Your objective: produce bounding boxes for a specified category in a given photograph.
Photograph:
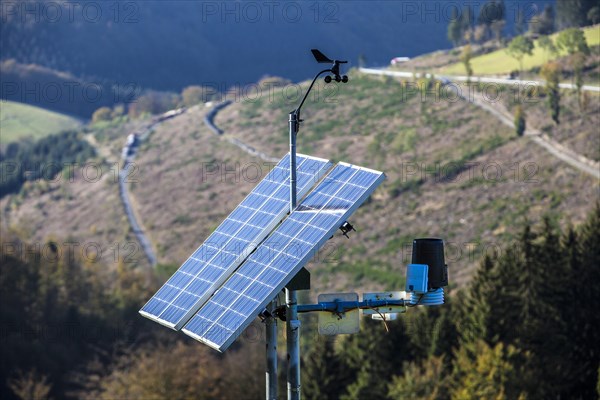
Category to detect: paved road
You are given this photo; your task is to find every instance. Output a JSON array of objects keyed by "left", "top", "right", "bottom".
[
  {"left": 117, "top": 108, "right": 185, "bottom": 267},
  {"left": 204, "top": 101, "right": 279, "bottom": 162},
  {"left": 119, "top": 162, "right": 157, "bottom": 266},
  {"left": 359, "top": 68, "right": 600, "bottom": 92},
  {"left": 359, "top": 68, "right": 599, "bottom": 179}
]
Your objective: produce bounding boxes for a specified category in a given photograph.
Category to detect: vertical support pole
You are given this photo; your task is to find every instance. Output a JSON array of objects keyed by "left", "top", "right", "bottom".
[
  {"left": 289, "top": 111, "right": 298, "bottom": 212},
  {"left": 287, "top": 110, "right": 301, "bottom": 400},
  {"left": 286, "top": 289, "right": 300, "bottom": 400},
  {"left": 266, "top": 300, "right": 278, "bottom": 400}
]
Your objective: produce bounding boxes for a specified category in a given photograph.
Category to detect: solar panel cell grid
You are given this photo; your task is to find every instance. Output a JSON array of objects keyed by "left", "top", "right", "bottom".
[
  {"left": 182, "top": 163, "right": 385, "bottom": 351},
  {"left": 139, "top": 154, "right": 331, "bottom": 330}
]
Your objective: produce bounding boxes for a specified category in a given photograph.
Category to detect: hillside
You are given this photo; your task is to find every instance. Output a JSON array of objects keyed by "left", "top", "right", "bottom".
[
  {"left": 213, "top": 71, "right": 598, "bottom": 287},
  {"left": 1, "top": 1, "right": 556, "bottom": 94},
  {"left": 0, "top": 100, "right": 82, "bottom": 144},
  {"left": 3, "top": 70, "right": 597, "bottom": 294},
  {"left": 2, "top": 43, "right": 599, "bottom": 400},
  {"left": 441, "top": 25, "right": 600, "bottom": 76}
]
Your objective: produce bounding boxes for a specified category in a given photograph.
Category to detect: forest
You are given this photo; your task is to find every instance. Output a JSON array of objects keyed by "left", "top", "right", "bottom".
[
  {"left": 1, "top": 206, "right": 598, "bottom": 399},
  {"left": 0, "top": 131, "right": 95, "bottom": 197}
]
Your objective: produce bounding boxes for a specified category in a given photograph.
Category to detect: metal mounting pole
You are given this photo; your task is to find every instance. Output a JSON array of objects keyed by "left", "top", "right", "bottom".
[
  {"left": 286, "top": 288, "right": 300, "bottom": 400},
  {"left": 266, "top": 300, "right": 278, "bottom": 400},
  {"left": 289, "top": 111, "right": 298, "bottom": 212},
  {"left": 287, "top": 109, "right": 301, "bottom": 400}
]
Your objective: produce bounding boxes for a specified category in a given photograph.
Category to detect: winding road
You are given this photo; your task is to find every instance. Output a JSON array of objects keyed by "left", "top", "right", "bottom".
[
  {"left": 115, "top": 101, "right": 276, "bottom": 268},
  {"left": 204, "top": 101, "right": 279, "bottom": 162},
  {"left": 116, "top": 109, "right": 185, "bottom": 267},
  {"left": 360, "top": 68, "right": 600, "bottom": 179},
  {"left": 119, "top": 162, "right": 157, "bottom": 266},
  {"left": 359, "top": 68, "right": 600, "bottom": 92}
]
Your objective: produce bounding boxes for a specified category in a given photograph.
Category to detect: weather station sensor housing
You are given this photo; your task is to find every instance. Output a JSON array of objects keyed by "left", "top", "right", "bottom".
[
  {"left": 405, "top": 238, "right": 448, "bottom": 306},
  {"left": 412, "top": 238, "right": 448, "bottom": 289}
]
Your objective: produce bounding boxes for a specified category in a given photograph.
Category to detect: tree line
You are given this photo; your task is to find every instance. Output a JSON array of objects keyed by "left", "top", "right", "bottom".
[
  {"left": 303, "top": 206, "right": 600, "bottom": 400},
  {"left": 0, "top": 131, "right": 95, "bottom": 198},
  {"left": 2, "top": 206, "right": 597, "bottom": 399},
  {"left": 448, "top": 0, "right": 599, "bottom": 47}
]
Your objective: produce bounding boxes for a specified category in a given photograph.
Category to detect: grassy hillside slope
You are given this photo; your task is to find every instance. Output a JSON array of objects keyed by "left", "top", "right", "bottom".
[
  {"left": 2, "top": 71, "right": 597, "bottom": 295},
  {"left": 441, "top": 25, "right": 600, "bottom": 76},
  {"left": 0, "top": 100, "right": 82, "bottom": 144},
  {"left": 214, "top": 71, "right": 597, "bottom": 287}
]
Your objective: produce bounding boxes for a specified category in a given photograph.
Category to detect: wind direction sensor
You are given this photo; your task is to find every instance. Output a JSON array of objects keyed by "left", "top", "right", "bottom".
[{"left": 311, "top": 49, "right": 349, "bottom": 83}]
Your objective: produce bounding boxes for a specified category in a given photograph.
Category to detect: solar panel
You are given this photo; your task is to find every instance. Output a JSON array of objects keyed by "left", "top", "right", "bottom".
[
  {"left": 139, "top": 154, "right": 332, "bottom": 330},
  {"left": 182, "top": 163, "right": 385, "bottom": 351}
]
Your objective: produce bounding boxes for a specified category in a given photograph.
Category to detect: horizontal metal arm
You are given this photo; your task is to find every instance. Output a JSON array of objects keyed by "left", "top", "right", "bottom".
[{"left": 295, "top": 298, "right": 406, "bottom": 314}]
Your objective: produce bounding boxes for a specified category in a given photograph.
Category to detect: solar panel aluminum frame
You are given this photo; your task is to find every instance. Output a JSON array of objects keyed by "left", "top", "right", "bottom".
[
  {"left": 139, "top": 154, "right": 332, "bottom": 330},
  {"left": 182, "top": 162, "right": 385, "bottom": 351}
]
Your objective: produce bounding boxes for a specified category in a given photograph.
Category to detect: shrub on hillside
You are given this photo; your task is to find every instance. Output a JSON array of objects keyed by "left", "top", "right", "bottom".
[{"left": 91, "top": 107, "right": 112, "bottom": 123}]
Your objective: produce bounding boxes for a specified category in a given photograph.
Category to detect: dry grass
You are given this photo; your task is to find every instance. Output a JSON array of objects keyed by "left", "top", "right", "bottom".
[
  {"left": 499, "top": 85, "right": 600, "bottom": 161},
  {"left": 2, "top": 72, "right": 597, "bottom": 294},
  {"left": 129, "top": 105, "right": 267, "bottom": 263}
]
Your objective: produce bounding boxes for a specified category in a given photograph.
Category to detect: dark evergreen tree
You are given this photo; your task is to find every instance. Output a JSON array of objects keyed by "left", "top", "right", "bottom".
[
  {"left": 515, "top": 9, "right": 526, "bottom": 35},
  {"left": 447, "top": 8, "right": 463, "bottom": 47},
  {"left": 303, "top": 338, "right": 343, "bottom": 400},
  {"left": 556, "top": 0, "right": 600, "bottom": 28},
  {"left": 457, "top": 255, "right": 496, "bottom": 345},
  {"left": 428, "top": 298, "right": 459, "bottom": 361},
  {"left": 460, "top": 6, "right": 474, "bottom": 42},
  {"left": 478, "top": 0, "right": 505, "bottom": 25},
  {"left": 561, "top": 206, "right": 600, "bottom": 398},
  {"left": 337, "top": 318, "right": 413, "bottom": 400},
  {"left": 530, "top": 5, "right": 556, "bottom": 35}
]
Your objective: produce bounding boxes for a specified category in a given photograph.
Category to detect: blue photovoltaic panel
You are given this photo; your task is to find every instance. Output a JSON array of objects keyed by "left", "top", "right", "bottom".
[
  {"left": 139, "top": 154, "right": 331, "bottom": 329},
  {"left": 182, "top": 162, "right": 385, "bottom": 351}
]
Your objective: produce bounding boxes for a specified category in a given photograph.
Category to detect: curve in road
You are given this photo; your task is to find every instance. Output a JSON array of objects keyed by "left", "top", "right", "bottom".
[{"left": 204, "top": 101, "right": 279, "bottom": 162}]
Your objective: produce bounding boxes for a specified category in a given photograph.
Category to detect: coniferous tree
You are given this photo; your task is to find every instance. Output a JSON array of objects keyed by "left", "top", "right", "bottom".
[
  {"left": 448, "top": 8, "right": 463, "bottom": 47},
  {"left": 478, "top": 0, "right": 506, "bottom": 41},
  {"left": 556, "top": 0, "right": 598, "bottom": 28},
  {"left": 562, "top": 206, "right": 600, "bottom": 398},
  {"left": 458, "top": 255, "right": 495, "bottom": 346},
  {"left": 451, "top": 341, "right": 527, "bottom": 400},
  {"left": 460, "top": 6, "right": 474, "bottom": 43},
  {"left": 530, "top": 5, "right": 556, "bottom": 35},
  {"left": 515, "top": 9, "right": 526, "bottom": 35},
  {"left": 338, "top": 318, "right": 413, "bottom": 400},
  {"left": 428, "top": 299, "right": 459, "bottom": 361},
  {"left": 520, "top": 218, "right": 572, "bottom": 397},
  {"left": 388, "top": 355, "right": 448, "bottom": 400},
  {"left": 303, "top": 338, "right": 342, "bottom": 400},
  {"left": 514, "top": 105, "right": 526, "bottom": 136},
  {"left": 541, "top": 61, "right": 561, "bottom": 124}
]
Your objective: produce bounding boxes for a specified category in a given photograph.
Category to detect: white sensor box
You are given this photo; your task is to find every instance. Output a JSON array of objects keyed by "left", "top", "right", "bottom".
[{"left": 406, "top": 264, "right": 428, "bottom": 294}]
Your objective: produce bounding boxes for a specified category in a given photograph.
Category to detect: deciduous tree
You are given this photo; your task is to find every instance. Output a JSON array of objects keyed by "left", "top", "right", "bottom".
[
  {"left": 541, "top": 61, "right": 561, "bottom": 124},
  {"left": 506, "top": 35, "right": 534, "bottom": 73}
]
